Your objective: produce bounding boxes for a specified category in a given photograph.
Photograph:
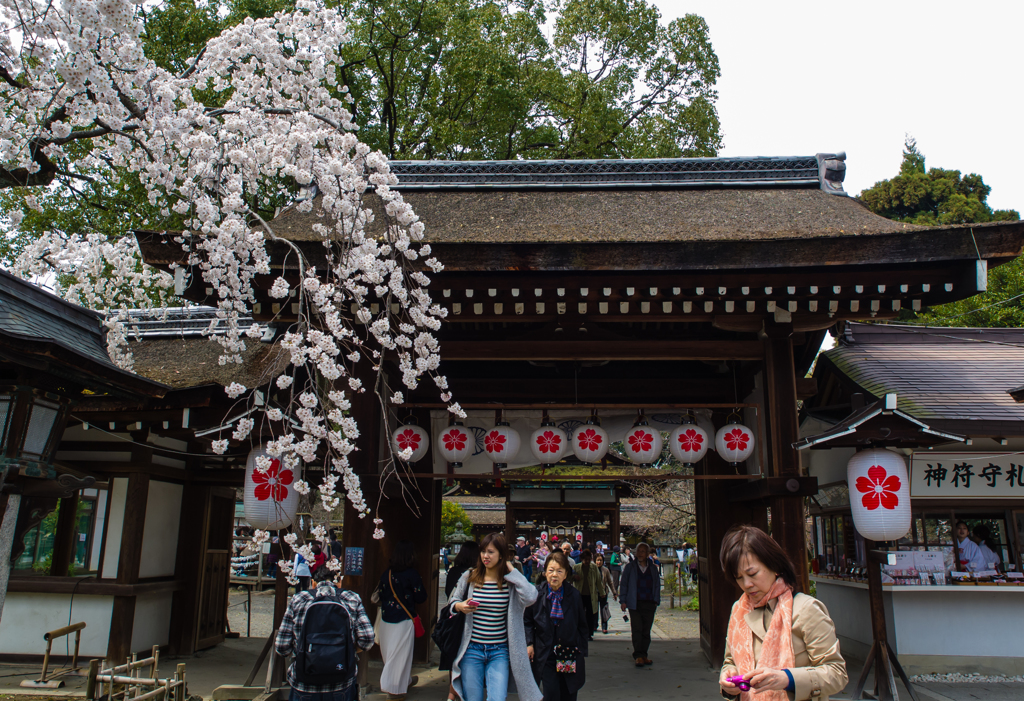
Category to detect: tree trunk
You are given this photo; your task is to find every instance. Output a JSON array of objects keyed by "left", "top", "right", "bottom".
[{"left": 0, "top": 493, "right": 22, "bottom": 625}]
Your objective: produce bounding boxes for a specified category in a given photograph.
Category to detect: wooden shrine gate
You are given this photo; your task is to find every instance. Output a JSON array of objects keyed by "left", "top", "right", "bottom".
[{"left": 136, "top": 153, "right": 1024, "bottom": 665}]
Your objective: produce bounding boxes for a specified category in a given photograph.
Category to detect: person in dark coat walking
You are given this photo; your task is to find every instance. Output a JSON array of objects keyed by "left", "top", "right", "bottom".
[{"left": 524, "top": 550, "right": 589, "bottom": 701}]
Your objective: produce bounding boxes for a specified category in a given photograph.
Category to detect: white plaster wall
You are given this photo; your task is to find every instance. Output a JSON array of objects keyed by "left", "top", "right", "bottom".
[
  {"left": 101, "top": 478, "right": 128, "bottom": 579},
  {"left": 90, "top": 489, "right": 108, "bottom": 571},
  {"left": 138, "top": 481, "right": 182, "bottom": 579},
  {"left": 0, "top": 593, "right": 113, "bottom": 657},
  {"left": 130, "top": 592, "right": 173, "bottom": 653},
  {"left": 891, "top": 589, "right": 1024, "bottom": 658},
  {"left": 799, "top": 416, "right": 856, "bottom": 485}
]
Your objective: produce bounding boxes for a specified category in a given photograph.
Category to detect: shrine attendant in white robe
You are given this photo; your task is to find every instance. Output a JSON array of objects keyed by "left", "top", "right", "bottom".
[{"left": 955, "top": 521, "right": 987, "bottom": 571}]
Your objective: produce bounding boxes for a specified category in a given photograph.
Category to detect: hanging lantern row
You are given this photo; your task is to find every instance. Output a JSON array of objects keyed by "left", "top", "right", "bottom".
[{"left": 388, "top": 414, "right": 756, "bottom": 468}]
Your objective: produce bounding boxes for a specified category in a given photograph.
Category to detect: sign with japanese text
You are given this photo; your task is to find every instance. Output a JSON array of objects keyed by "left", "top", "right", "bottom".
[
  {"left": 344, "top": 546, "right": 364, "bottom": 577},
  {"left": 910, "top": 452, "right": 1024, "bottom": 498}
]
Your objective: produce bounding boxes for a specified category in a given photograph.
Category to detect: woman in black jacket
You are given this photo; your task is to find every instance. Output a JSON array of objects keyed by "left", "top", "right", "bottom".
[
  {"left": 524, "top": 550, "right": 589, "bottom": 701},
  {"left": 445, "top": 541, "right": 480, "bottom": 600}
]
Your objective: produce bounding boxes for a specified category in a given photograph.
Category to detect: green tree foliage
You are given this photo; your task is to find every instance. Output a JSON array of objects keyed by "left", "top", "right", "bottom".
[
  {"left": 441, "top": 500, "right": 473, "bottom": 546},
  {"left": 141, "top": 0, "right": 722, "bottom": 160},
  {"left": 859, "top": 138, "right": 1022, "bottom": 327},
  {"left": 859, "top": 138, "right": 1019, "bottom": 226}
]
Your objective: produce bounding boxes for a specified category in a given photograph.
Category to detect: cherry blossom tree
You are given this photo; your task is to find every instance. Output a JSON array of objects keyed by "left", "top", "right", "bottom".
[{"left": 2, "top": 0, "right": 461, "bottom": 580}]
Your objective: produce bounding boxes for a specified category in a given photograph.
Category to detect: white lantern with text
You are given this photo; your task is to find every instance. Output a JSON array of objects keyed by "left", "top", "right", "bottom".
[
  {"left": 484, "top": 422, "right": 521, "bottom": 468},
  {"left": 623, "top": 418, "right": 663, "bottom": 465},
  {"left": 244, "top": 444, "right": 299, "bottom": 531},
  {"left": 530, "top": 420, "right": 567, "bottom": 467},
  {"left": 573, "top": 418, "right": 610, "bottom": 464},
  {"left": 438, "top": 422, "right": 473, "bottom": 467},
  {"left": 715, "top": 420, "right": 755, "bottom": 465},
  {"left": 848, "top": 448, "right": 912, "bottom": 541},
  {"left": 669, "top": 420, "right": 709, "bottom": 466},
  {"left": 391, "top": 421, "right": 429, "bottom": 463}
]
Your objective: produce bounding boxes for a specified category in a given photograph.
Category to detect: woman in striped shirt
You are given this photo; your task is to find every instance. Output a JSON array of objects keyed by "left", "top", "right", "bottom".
[{"left": 449, "top": 533, "right": 541, "bottom": 701}]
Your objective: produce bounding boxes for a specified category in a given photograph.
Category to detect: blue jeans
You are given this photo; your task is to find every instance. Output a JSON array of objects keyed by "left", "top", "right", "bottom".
[{"left": 461, "top": 641, "right": 510, "bottom": 701}]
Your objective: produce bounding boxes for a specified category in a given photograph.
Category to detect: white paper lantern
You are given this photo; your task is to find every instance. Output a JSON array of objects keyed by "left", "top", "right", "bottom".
[
  {"left": 623, "top": 420, "right": 663, "bottom": 465},
  {"left": 669, "top": 421, "right": 709, "bottom": 465},
  {"left": 848, "top": 448, "right": 912, "bottom": 541},
  {"left": 438, "top": 422, "right": 472, "bottom": 467},
  {"left": 391, "top": 422, "right": 429, "bottom": 463},
  {"left": 483, "top": 422, "right": 521, "bottom": 467},
  {"left": 244, "top": 445, "right": 299, "bottom": 531},
  {"left": 715, "top": 421, "right": 755, "bottom": 464},
  {"left": 573, "top": 420, "right": 610, "bottom": 463},
  {"left": 530, "top": 422, "right": 568, "bottom": 466}
]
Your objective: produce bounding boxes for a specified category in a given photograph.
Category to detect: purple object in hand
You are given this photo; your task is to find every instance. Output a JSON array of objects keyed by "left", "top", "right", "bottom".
[{"left": 726, "top": 676, "right": 751, "bottom": 691}]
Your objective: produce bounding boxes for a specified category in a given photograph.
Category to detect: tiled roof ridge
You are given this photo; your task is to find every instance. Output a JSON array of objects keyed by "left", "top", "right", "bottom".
[
  {"left": 385, "top": 153, "right": 847, "bottom": 193},
  {"left": 841, "top": 321, "right": 1024, "bottom": 346},
  {"left": 0, "top": 268, "right": 105, "bottom": 337}
]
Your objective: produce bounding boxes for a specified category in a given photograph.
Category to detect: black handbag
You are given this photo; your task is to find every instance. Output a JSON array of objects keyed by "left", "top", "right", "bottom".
[{"left": 431, "top": 602, "right": 465, "bottom": 658}]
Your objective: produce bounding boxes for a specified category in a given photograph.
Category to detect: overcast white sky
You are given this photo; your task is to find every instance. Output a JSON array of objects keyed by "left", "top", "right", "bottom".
[{"left": 654, "top": 0, "right": 1023, "bottom": 212}]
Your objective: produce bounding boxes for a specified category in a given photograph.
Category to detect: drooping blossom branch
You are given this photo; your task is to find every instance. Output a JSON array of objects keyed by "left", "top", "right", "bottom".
[{"left": 2, "top": 0, "right": 462, "bottom": 574}]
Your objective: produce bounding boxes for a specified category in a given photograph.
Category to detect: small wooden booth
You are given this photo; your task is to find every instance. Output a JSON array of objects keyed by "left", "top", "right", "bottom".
[{"left": 802, "top": 322, "right": 1024, "bottom": 675}]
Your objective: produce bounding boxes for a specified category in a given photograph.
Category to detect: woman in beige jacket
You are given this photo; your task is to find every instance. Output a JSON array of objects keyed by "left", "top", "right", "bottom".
[{"left": 719, "top": 525, "right": 847, "bottom": 701}]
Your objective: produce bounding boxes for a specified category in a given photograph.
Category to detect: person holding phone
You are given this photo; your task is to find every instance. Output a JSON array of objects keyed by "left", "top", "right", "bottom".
[
  {"left": 448, "top": 533, "right": 541, "bottom": 701},
  {"left": 719, "top": 525, "right": 847, "bottom": 701}
]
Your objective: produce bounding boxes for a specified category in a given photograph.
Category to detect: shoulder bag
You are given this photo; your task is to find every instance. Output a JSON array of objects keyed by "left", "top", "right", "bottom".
[{"left": 389, "top": 572, "right": 426, "bottom": 637}]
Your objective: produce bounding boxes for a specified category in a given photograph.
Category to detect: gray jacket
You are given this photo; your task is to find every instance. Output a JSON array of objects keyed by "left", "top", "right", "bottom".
[
  {"left": 619, "top": 557, "right": 661, "bottom": 610},
  {"left": 448, "top": 568, "right": 542, "bottom": 701}
]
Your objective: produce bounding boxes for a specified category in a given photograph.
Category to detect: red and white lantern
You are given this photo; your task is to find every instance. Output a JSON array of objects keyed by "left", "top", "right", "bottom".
[
  {"left": 391, "top": 421, "right": 429, "bottom": 463},
  {"left": 530, "top": 421, "right": 567, "bottom": 466},
  {"left": 483, "top": 422, "right": 521, "bottom": 467},
  {"left": 573, "top": 419, "right": 609, "bottom": 463},
  {"left": 438, "top": 422, "right": 472, "bottom": 467},
  {"left": 847, "top": 448, "right": 912, "bottom": 541},
  {"left": 669, "top": 421, "right": 709, "bottom": 466},
  {"left": 623, "top": 419, "right": 663, "bottom": 465},
  {"left": 244, "top": 444, "right": 299, "bottom": 531},
  {"left": 715, "top": 420, "right": 755, "bottom": 464}
]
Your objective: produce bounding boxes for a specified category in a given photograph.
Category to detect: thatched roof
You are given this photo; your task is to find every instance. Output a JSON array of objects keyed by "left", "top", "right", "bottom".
[
  {"left": 128, "top": 338, "right": 289, "bottom": 389},
  {"left": 269, "top": 188, "right": 920, "bottom": 245}
]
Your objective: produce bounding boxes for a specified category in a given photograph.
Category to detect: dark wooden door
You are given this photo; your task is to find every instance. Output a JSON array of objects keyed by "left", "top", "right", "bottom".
[{"left": 195, "top": 493, "right": 235, "bottom": 650}]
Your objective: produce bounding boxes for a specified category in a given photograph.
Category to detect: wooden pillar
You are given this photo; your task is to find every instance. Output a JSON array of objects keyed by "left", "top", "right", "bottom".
[
  {"left": 610, "top": 494, "right": 621, "bottom": 549},
  {"left": 505, "top": 501, "right": 515, "bottom": 545},
  {"left": 50, "top": 492, "right": 80, "bottom": 577},
  {"left": 168, "top": 442, "right": 209, "bottom": 656},
  {"left": 763, "top": 324, "right": 809, "bottom": 592},
  {"left": 108, "top": 472, "right": 150, "bottom": 662},
  {"left": 696, "top": 417, "right": 768, "bottom": 667}
]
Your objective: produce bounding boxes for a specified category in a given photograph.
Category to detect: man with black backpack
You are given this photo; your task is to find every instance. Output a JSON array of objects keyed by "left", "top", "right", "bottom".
[{"left": 275, "top": 569, "right": 375, "bottom": 701}]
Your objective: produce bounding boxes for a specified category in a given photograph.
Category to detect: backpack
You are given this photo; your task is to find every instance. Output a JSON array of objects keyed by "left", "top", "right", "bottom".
[{"left": 294, "top": 594, "right": 356, "bottom": 685}]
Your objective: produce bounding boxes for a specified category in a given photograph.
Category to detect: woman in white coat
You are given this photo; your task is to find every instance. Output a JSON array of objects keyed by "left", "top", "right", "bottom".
[{"left": 448, "top": 533, "right": 542, "bottom": 701}]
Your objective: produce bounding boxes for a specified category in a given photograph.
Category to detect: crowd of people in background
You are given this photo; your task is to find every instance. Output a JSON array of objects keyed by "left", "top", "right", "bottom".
[{"left": 272, "top": 525, "right": 847, "bottom": 701}]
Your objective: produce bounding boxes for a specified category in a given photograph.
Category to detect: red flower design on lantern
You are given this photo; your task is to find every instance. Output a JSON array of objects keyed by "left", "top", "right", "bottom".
[
  {"left": 628, "top": 430, "right": 654, "bottom": 453},
  {"left": 443, "top": 429, "right": 468, "bottom": 452},
  {"left": 724, "top": 428, "right": 750, "bottom": 452},
  {"left": 855, "top": 465, "right": 901, "bottom": 511},
  {"left": 396, "top": 428, "right": 421, "bottom": 452},
  {"left": 677, "top": 429, "right": 704, "bottom": 452},
  {"left": 485, "top": 431, "right": 507, "bottom": 454},
  {"left": 252, "top": 459, "right": 293, "bottom": 502},
  {"left": 536, "top": 430, "right": 562, "bottom": 454},
  {"left": 577, "top": 428, "right": 603, "bottom": 451}
]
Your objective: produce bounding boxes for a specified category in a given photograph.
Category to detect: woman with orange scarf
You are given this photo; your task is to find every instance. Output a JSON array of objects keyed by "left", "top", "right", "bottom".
[{"left": 719, "top": 525, "right": 847, "bottom": 701}]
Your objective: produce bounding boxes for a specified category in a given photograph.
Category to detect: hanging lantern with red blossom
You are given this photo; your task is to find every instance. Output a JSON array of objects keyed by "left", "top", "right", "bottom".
[
  {"left": 715, "top": 419, "right": 755, "bottom": 465},
  {"left": 391, "top": 419, "right": 430, "bottom": 463},
  {"left": 847, "top": 447, "right": 912, "bottom": 541},
  {"left": 622, "top": 415, "right": 663, "bottom": 466},
  {"left": 244, "top": 444, "right": 299, "bottom": 531},
  {"left": 483, "top": 421, "right": 521, "bottom": 468},
  {"left": 573, "top": 415, "right": 609, "bottom": 464},
  {"left": 669, "top": 417, "right": 709, "bottom": 466},
  {"left": 438, "top": 421, "right": 472, "bottom": 467},
  {"left": 530, "top": 419, "right": 567, "bottom": 467}
]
